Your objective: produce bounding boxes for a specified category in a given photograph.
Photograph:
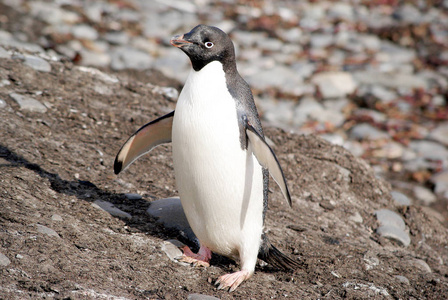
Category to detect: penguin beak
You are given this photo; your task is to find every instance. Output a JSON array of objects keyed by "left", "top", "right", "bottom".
[{"left": 170, "top": 34, "right": 192, "bottom": 48}]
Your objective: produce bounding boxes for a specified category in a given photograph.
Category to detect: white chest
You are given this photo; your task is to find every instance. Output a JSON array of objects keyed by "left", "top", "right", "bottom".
[{"left": 171, "top": 61, "right": 264, "bottom": 257}]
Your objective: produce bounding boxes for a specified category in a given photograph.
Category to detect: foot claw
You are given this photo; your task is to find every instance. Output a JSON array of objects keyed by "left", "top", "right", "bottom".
[{"left": 214, "top": 270, "right": 251, "bottom": 292}]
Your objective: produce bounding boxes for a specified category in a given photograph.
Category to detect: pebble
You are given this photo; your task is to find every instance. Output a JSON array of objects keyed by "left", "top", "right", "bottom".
[
  {"left": 51, "top": 214, "right": 63, "bottom": 221},
  {"left": 349, "top": 211, "right": 363, "bottom": 224},
  {"left": 22, "top": 54, "right": 52, "bottom": 73},
  {"left": 353, "top": 71, "right": 428, "bottom": 90},
  {"left": 246, "top": 65, "right": 304, "bottom": 95},
  {"left": 103, "top": 31, "right": 130, "bottom": 45},
  {"left": 147, "top": 197, "right": 197, "bottom": 244},
  {"left": 72, "top": 24, "right": 99, "bottom": 40},
  {"left": 161, "top": 239, "right": 186, "bottom": 264},
  {"left": 36, "top": 224, "right": 60, "bottom": 238},
  {"left": 9, "top": 93, "right": 48, "bottom": 113},
  {"left": 431, "top": 171, "right": 448, "bottom": 198},
  {"left": 409, "top": 140, "right": 448, "bottom": 161},
  {"left": 394, "top": 275, "right": 410, "bottom": 285},
  {"left": 0, "top": 98, "right": 7, "bottom": 109},
  {"left": 409, "top": 259, "right": 432, "bottom": 273},
  {"left": 79, "top": 49, "right": 111, "bottom": 68},
  {"left": 124, "top": 193, "right": 142, "bottom": 200},
  {"left": 92, "top": 200, "right": 132, "bottom": 220},
  {"left": 111, "top": 46, "right": 153, "bottom": 70},
  {"left": 429, "top": 123, "right": 448, "bottom": 146},
  {"left": 188, "top": 294, "right": 220, "bottom": 300},
  {"left": 311, "top": 72, "right": 357, "bottom": 99},
  {"left": 375, "top": 209, "right": 410, "bottom": 247},
  {"left": 413, "top": 186, "right": 436, "bottom": 205},
  {"left": 0, "top": 253, "right": 11, "bottom": 266},
  {"left": 349, "top": 123, "right": 389, "bottom": 140},
  {"left": 390, "top": 191, "right": 412, "bottom": 206}
]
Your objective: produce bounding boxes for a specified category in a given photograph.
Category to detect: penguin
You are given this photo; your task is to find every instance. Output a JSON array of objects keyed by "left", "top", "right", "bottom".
[{"left": 114, "top": 25, "right": 300, "bottom": 292}]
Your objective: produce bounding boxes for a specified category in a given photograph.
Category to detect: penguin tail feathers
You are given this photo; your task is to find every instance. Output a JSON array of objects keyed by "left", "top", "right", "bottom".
[{"left": 258, "top": 236, "right": 301, "bottom": 271}]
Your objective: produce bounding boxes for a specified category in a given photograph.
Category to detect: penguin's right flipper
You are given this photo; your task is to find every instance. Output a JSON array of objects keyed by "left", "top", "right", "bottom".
[
  {"left": 114, "top": 111, "right": 174, "bottom": 175},
  {"left": 244, "top": 118, "right": 292, "bottom": 206}
]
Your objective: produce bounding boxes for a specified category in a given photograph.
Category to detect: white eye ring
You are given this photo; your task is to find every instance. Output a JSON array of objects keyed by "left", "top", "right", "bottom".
[{"left": 205, "top": 41, "right": 214, "bottom": 48}]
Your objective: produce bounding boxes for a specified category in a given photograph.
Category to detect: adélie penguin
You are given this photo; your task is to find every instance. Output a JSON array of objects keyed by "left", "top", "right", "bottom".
[{"left": 114, "top": 24, "right": 300, "bottom": 292}]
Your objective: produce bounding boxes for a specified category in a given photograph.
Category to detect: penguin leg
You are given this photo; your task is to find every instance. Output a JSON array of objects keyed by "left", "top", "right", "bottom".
[
  {"left": 178, "top": 245, "right": 212, "bottom": 267},
  {"left": 215, "top": 240, "right": 257, "bottom": 291}
]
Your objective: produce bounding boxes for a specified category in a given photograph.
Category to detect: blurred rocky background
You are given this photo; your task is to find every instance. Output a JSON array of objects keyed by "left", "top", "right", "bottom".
[{"left": 1, "top": 0, "right": 448, "bottom": 298}]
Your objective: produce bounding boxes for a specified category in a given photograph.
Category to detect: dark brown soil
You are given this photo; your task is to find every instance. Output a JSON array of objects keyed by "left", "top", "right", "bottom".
[{"left": 1, "top": 54, "right": 448, "bottom": 299}]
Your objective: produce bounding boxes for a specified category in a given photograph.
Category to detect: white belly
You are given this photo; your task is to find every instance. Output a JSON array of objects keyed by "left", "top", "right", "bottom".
[{"left": 172, "top": 61, "right": 264, "bottom": 259}]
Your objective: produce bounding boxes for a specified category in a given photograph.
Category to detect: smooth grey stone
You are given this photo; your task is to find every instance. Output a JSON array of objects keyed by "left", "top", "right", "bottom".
[
  {"left": 353, "top": 71, "right": 428, "bottom": 90},
  {"left": 290, "top": 61, "right": 316, "bottom": 79},
  {"left": 328, "top": 2, "right": 354, "bottom": 20},
  {"left": 394, "top": 4, "right": 422, "bottom": 23},
  {"left": 343, "top": 140, "right": 365, "bottom": 157},
  {"left": 375, "top": 209, "right": 406, "bottom": 231},
  {"left": 431, "top": 171, "right": 448, "bottom": 197},
  {"left": 111, "top": 46, "right": 152, "bottom": 70},
  {"left": 413, "top": 186, "right": 436, "bottom": 205},
  {"left": 23, "top": 55, "right": 51, "bottom": 72},
  {"left": 72, "top": 24, "right": 99, "bottom": 40},
  {"left": 311, "top": 72, "right": 357, "bottom": 99},
  {"left": 79, "top": 49, "right": 111, "bottom": 67},
  {"left": 409, "top": 140, "right": 448, "bottom": 161},
  {"left": 246, "top": 65, "right": 304, "bottom": 95},
  {"left": 92, "top": 200, "right": 132, "bottom": 220},
  {"left": 103, "top": 31, "right": 130, "bottom": 45},
  {"left": 0, "top": 253, "right": 11, "bottom": 266},
  {"left": 394, "top": 275, "right": 410, "bottom": 285},
  {"left": 125, "top": 193, "right": 142, "bottom": 200},
  {"left": 377, "top": 41, "right": 416, "bottom": 64},
  {"left": 147, "top": 197, "right": 197, "bottom": 244},
  {"left": 390, "top": 191, "right": 412, "bottom": 206},
  {"left": 9, "top": 93, "right": 47, "bottom": 113},
  {"left": 278, "top": 27, "right": 303, "bottom": 43},
  {"left": 358, "top": 34, "right": 381, "bottom": 52},
  {"left": 51, "top": 214, "right": 63, "bottom": 221},
  {"left": 429, "top": 122, "right": 448, "bottom": 146},
  {"left": 36, "top": 224, "right": 60, "bottom": 238},
  {"left": 0, "top": 98, "right": 6, "bottom": 109},
  {"left": 310, "top": 34, "right": 334, "bottom": 49},
  {"left": 161, "top": 239, "right": 185, "bottom": 263},
  {"left": 375, "top": 209, "right": 410, "bottom": 247},
  {"left": 370, "top": 85, "right": 397, "bottom": 103},
  {"left": 349, "top": 123, "right": 389, "bottom": 140},
  {"left": 188, "top": 294, "right": 220, "bottom": 300},
  {"left": 376, "top": 225, "right": 410, "bottom": 247},
  {"left": 410, "top": 259, "right": 432, "bottom": 273},
  {"left": 348, "top": 211, "right": 363, "bottom": 224}
]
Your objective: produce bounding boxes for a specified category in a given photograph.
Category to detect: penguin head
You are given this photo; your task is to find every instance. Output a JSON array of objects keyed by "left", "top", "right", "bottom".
[{"left": 171, "top": 25, "right": 236, "bottom": 71}]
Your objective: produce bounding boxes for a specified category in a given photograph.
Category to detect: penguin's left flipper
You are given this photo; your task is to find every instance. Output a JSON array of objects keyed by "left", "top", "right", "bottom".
[
  {"left": 114, "top": 111, "right": 174, "bottom": 175},
  {"left": 245, "top": 120, "right": 292, "bottom": 206}
]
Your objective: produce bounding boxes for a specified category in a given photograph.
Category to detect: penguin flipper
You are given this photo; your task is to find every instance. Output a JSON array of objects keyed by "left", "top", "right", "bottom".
[
  {"left": 114, "top": 111, "right": 174, "bottom": 175},
  {"left": 245, "top": 120, "right": 292, "bottom": 206}
]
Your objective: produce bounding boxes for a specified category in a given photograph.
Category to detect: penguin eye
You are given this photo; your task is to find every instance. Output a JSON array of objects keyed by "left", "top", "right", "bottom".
[{"left": 205, "top": 41, "right": 214, "bottom": 49}]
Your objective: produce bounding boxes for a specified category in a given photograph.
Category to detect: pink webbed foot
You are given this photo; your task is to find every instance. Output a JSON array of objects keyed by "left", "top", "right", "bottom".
[
  {"left": 215, "top": 270, "right": 252, "bottom": 292},
  {"left": 177, "top": 245, "right": 212, "bottom": 267}
]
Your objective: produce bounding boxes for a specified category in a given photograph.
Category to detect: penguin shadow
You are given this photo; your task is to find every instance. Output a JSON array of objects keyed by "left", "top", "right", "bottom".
[{"left": 0, "top": 144, "right": 236, "bottom": 269}]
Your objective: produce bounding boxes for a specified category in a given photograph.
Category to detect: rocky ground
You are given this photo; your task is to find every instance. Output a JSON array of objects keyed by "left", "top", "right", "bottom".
[{"left": 1, "top": 0, "right": 448, "bottom": 299}]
